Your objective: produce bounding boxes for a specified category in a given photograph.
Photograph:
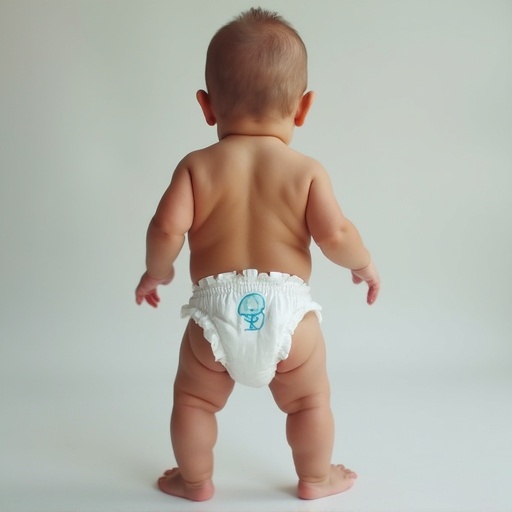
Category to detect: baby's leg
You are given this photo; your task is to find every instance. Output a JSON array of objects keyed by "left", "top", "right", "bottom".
[
  {"left": 158, "top": 321, "right": 234, "bottom": 501},
  {"left": 270, "top": 313, "right": 357, "bottom": 500}
]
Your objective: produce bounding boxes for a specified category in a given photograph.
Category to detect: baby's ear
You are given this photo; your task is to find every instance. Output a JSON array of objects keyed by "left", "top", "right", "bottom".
[
  {"left": 196, "top": 90, "right": 216, "bottom": 126},
  {"left": 294, "top": 91, "right": 315, "bottom": 127}
]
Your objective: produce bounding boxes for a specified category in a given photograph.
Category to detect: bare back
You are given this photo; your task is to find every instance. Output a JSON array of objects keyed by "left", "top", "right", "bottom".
[{"left": 184, "top": 135, "right": 318, "bottom": 283}]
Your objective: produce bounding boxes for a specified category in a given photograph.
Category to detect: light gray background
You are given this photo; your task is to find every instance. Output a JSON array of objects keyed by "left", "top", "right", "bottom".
[{"left": 1, "top": 1, "right": 511, "bottom": 511}]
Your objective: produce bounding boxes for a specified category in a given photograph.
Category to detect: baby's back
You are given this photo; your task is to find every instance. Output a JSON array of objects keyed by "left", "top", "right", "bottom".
[{"left": 185, "top": 135, "right": 317, "bottom": 282}]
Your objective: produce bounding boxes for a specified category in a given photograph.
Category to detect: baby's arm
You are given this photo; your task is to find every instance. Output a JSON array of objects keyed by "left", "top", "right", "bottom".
[
  {"left": 306, "top": 166, "right": 380, "bottom": 304},
  {"left": 135, "top": 163, "right": 194, "bottom": 307}
]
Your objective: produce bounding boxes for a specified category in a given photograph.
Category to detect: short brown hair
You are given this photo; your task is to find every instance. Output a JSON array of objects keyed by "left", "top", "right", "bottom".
[{"left": 205, "top": 7, "right": 308, "bottom": 119}]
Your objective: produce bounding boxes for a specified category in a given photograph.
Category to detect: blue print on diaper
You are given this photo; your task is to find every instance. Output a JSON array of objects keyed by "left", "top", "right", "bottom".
[{"left": 238, "top": 293, "right": 266, "bottom": 331}]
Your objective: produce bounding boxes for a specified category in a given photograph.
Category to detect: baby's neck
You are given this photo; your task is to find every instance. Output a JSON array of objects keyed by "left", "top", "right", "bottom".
[{"left": 217, "top": 117, "right": 295, "bottom": 145}]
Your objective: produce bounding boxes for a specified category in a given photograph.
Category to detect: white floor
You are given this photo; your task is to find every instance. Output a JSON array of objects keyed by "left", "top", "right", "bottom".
[{"left": 2, "top": 364, "right": 511, "bottom": 512}]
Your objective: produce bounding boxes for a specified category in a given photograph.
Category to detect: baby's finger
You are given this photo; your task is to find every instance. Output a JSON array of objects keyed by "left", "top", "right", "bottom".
[
  {"left": 146, "top": 296, "right": 158, "bottom": 308},
  {"left": 352, "top": 274, "right": 363, "bottom": 284},
  {"left": 143, "top": 291, "right": 157, "bottom": 308},
  {"left": 367, "top": 283, "right": 380, "bottom": 305}
]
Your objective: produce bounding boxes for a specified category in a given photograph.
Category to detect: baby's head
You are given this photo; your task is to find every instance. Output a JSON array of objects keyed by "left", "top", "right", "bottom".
[{"left": 204, "top": 7, "right": 308, "bottom": 121}]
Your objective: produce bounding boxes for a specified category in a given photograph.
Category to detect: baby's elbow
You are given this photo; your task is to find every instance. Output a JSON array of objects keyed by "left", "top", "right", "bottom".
[
  {"left": 149, "top": 216, "right": 166, "bottom": 235},
  {"left": 148, "top": 216, "right": 180, "bottom": 239},
  {"left": 315, "top": 227, "right": 346, "bottom": 253}
]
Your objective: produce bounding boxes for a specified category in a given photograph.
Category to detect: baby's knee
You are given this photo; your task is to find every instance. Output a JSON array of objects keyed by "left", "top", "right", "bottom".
[
  {"left": 173, "top": 365, "right": 234, "bottom": 414},
  {"left": 271, "top": 383, "right": 331, "bottom": 415},
  {"left": 173, "top": 385, "right": 228, "bottom": 414}
]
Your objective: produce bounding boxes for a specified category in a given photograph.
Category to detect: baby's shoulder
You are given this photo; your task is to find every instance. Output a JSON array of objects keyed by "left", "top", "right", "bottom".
[
  {"left": 171, "top": 144, "right": 223, "bottom": 178},
  {"left": 286, "top": 147, "right": 328, "bottom": 179},
  {"left": 178, "top": 143, "right": 217, "bottom": 164}
]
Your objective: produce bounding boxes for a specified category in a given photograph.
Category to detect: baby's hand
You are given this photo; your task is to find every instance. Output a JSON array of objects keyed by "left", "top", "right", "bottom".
[
  {"left": 351, "top": 262, "right": 380, "bottom": 305},
  {"left": 135, "top": 269, "right": 174, "bottom": 308}
]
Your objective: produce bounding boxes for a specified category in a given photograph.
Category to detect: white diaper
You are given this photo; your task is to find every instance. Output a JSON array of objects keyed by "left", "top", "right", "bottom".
[{"left": 181, "top": 269, "right": 322, "bottom": 387}]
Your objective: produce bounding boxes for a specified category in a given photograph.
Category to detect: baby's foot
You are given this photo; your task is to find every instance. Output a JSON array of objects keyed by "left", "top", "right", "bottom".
[
  {"left": 157, "top": 468, "right": 214, "bottom": 502},
  {"left": 298, "top": 464, "right": 357, "bottom": 500}
]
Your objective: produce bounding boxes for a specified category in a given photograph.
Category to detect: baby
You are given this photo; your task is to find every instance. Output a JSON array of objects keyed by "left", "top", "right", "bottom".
[{"left": 135, "top": 7, "right": 380, "bottom": 502}]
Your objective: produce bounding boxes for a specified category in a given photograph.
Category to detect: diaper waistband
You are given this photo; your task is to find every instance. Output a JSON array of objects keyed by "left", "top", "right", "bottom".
[{"left": 191, "top": 269, "right": 312, "bottom": 297}]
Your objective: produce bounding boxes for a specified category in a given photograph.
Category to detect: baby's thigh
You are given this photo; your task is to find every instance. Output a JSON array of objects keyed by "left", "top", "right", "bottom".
[
  {"left": 174, "top": 321, "right": 234, "bottom": 411},
  {"left": 271, "top": 313, "right": 330, "bottom": 410}
]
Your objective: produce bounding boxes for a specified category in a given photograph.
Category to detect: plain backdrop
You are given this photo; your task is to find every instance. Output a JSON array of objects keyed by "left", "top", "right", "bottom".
[{"left": 1, "top": 1, "right": 511, "bottom": 511}]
